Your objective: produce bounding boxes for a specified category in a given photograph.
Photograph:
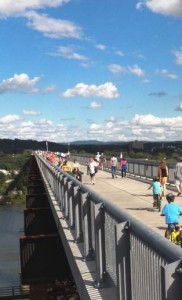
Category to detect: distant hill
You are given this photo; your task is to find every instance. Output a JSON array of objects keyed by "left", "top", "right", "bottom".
[
  {"left": 0, "top": 138, "right": 129, "bottom": 155},
  {"left": 0, "top": 138, "right": 181, "bottom": 156}
]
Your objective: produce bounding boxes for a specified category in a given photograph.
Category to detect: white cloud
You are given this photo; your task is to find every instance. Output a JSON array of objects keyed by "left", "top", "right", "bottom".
[
  {"left": 128, "top": 65, "right": 145, "bottom": 77},
  {"left": 0, "top": 114, "right": 20, "bottom": 124},
  {"left": 173, "top": 49, "right": 182, "bottom": 65},
  {"left": 158, "top": 69, "right": 178, "bottom": 79},
  {"left": 108, "top": 64, "right": 125, "bottom": 75},
  {"left": 0, "top": 113, "right": 182, "bottom": 142},
  {"left": 95, "top": 44, "right": 107, "bottom": 51},
  {"left": 0, "top": 0, "right": 70, "bottom": 17},
  {"left": 22, "top": 110, "right": 40, "bottom": 116},
  {"left": 132, "top": 114, "right": 182, "bottom": 129},
  {"left": 53, "top": 46, "right": 88, "bottom": 61},
  {"left": 115, "top": 50, "right": 124, "bottom": 57},
  {"left": 42, "top": 85, "right": 56, "bottom": 93},
  {"left": 25, "top": 11, "right": 83, "bottom": 39},
  {"left": 108, "top": 64, "right": 145, "bottom": 77},
  {"left": 0, "top": 73, "right": 40, "bottom": 94},
  {"left": 88, "top": 102, "right": 102, "bottom": 109},
  {"left": 136, "top": 0, "right": 182, "bottom": 17},
  {"left": 62, "top": 82, "right": 119, "bottom": 99}
]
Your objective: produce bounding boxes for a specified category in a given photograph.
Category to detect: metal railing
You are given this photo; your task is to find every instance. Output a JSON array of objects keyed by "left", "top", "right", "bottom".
[
  {"left": 70, "top": 154, "right": 176, "bottom": 185},
  {"left": 34, "top": 153, "right": 182, "bottom": 300},
  {"left": 0, "top": 286, "right": 29, "bottom": 299}
]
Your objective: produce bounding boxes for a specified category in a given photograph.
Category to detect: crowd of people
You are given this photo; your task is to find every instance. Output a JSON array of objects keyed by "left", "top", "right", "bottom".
[{"left": 37, "top": 149, "right": 182, "bottom": 239}]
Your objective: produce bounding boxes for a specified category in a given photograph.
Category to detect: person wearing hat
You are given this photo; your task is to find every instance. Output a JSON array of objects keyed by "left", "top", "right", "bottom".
[{"left": 162, "top": 193, "right": 182, "bottom": 231}]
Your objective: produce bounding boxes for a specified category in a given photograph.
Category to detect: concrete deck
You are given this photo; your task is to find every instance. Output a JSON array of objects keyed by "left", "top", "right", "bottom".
[{"left": 79, "top": 165, "right": 182, "bottom": 237}]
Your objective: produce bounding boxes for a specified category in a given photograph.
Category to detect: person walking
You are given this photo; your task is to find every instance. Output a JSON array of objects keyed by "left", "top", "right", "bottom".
[
  {"left": 157, "top": 160, "right": 168, "bottom": 196},
  {"left": 110, "top": 154, "right": 118, "bottom": 178},
  {"left": 174, "top": 157, "right": 182, "bottom": 196},
  {"left": 120, "top": 158, "right": 127, "bottom": 178},
  {"left": 99, "top": 153, "right": 106, "bottom": 170},
  {"left": 88, "top": 157, "right": 98, "bottom": 185}
]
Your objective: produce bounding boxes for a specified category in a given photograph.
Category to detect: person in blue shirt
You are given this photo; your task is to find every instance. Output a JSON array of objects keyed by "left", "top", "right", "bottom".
[
  {"left": 148, "top": 176, "right": 162, "bottom": 207},
  {"left": 162, "top": 193, "right": 182, "bottom": 230}
]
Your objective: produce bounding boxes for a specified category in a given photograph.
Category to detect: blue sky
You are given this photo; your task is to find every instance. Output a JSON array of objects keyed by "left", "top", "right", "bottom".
[{"left": 0, "top": 0, "right": 182, "bottom": 143}]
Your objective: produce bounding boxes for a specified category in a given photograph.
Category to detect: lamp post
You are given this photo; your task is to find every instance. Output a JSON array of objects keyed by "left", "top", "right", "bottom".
[{"left": 46, "top": 141, "right": 48, "bottom": 152}]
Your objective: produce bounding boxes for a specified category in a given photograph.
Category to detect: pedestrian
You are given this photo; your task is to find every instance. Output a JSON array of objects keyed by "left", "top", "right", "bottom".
[
  {"left": 72, "top": 159, "right": 80, "bottom": 173},
  {"left": 148, "top": 176, "right": 162, "bottom": 207},
  {"left": 157, "top": 160, "right": 168, "bottom": 196},
  {"left": 174, "top": 157, "right": 182, "bottom": 196},
  {"left": 162, "top": 193, "right": 182, "bottom": 231},
  {"left": 120, "top": 158, "right": 127, "bottom": 178},
  {"left": 88, "top": 157, "right": 98, "bottom": 185},
  {"left": 110, "top": 154, "right": 118, "bottom": 178},
  {"left": 95, "top": 152, "right": 101, "bottom": 163},
  {"left": 62, "top": 160, "right": 72, "bottom": 174},
  {"left": 99, "top": 153, "right": 106, "bottom": 170}
]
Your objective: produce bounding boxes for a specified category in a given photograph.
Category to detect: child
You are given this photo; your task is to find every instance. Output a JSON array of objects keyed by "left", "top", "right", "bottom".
[
  {"left": 162, "top": 193, "right": 182, "bottom": 231},
  {"left": 148, "top": 176, "right": 162, "bottom": 207}
]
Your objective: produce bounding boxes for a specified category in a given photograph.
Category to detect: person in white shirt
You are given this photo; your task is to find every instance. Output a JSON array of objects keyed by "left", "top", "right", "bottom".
[
  {"left": 95, "top": 152, "right": 101, "bottom": 163},
  {"left": 110, "top": 154, "right": 118, "bottom": 178},
  {"left": 88, "top": 157, "right": 98, "bottom": 185},
  {"left": 174, "top": 157, "right": 182, "bottom": 196}
]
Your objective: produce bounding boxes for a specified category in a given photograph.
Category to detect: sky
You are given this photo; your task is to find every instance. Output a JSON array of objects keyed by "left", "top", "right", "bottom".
[{"left": 0, "top": 0, "right": 182, "bottom": 143}]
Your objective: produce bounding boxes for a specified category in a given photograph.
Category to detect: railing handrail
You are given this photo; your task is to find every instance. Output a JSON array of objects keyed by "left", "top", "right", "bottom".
[{"left": 34, "top": 152, "right": 182, "bottom": 300}]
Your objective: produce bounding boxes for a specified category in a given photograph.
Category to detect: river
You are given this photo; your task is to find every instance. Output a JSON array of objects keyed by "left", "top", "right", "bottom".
[{"left": 0, "top": 205, "right": 24, "bottom": 288}]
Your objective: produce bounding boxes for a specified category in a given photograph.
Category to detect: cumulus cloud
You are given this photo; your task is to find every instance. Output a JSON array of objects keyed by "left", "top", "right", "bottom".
[
  {"left": 62, "top": 82, "right": 119, "bottom": 99},
  {"left": 0, "top": 0, "right": 70, "bottom": 17},
  {"left": 0, "top": 112, "right": 182, "bottom": 142},
  {"left": 136, "top": 0, "right": 182, "bottom": 17},
  {"left": 0, "top": 114, "right": 20, "bottom": 124},
  {"left": 25, "top": 11, "right": 83, "bottom": 39},
  {"left": 0, "top": 73, "right": 40, "bottom": 94},
  {"left": 52, "top": 46, "right": 88, "bottom": 61},
  {"left": 132, "top": 114, "right": 182, "bottom": 129}
]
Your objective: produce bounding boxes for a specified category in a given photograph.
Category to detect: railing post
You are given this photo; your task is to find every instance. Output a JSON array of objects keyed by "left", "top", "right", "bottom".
[
  {"left": 82, "top": 193, "right": 94, "bottom": 261},
  {"left": 74, "top": 186, "right": 83, "bottom": 243},
  {"left": 64, "top": 179, "right": 69, "bottom": 219},
  {"left": 68, "top": 181, "right": 74, "bottom": 228},
  {"left": 115, "top": 221, "right": 131, "bottom": 300},
  {"left": 161, "top": 259, "right": 182, "bottom": 300},
  {"left": 94, "top": 202, "right": 107, "bottom": 288},
  {"left": 61, "top": 176, "right": 67, "bottom": 213}
]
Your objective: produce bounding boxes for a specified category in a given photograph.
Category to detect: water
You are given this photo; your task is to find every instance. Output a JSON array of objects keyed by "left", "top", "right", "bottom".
[{"left": 0, "top": 205, "right": 24, "bottom": 288}]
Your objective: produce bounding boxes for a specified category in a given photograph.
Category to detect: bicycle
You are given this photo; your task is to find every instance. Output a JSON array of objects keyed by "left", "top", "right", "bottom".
[
  {"left": 153, "top": 194, "right": 162, "bottom": 212},
  {"left": 164, "top": 225, "right": 182, "bottom": 247}
]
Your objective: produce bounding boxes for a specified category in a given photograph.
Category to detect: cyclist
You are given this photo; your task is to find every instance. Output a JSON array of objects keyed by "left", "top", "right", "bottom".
[
  {"left": 148, "top": 176, "right": 162, "bottom": 207},
  {"left": 162, "top": 193, "right": 182, "bottom": 231}
]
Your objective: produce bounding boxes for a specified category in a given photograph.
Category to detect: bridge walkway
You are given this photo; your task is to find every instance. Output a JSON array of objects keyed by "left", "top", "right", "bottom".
[{"left": 78, "top": 164, "right": 182, "bottom": 237}]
